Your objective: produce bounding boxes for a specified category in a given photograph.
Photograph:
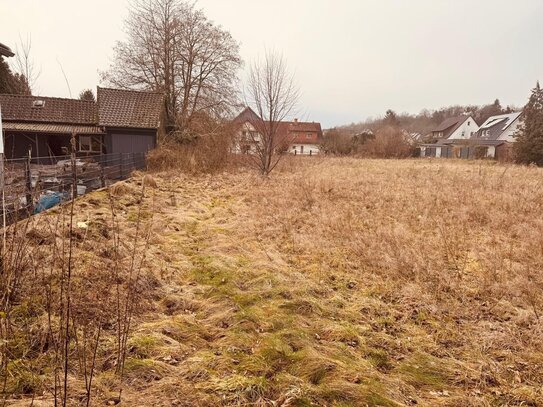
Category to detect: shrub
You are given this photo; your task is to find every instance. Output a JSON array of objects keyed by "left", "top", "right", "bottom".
[
  {"left": 147, "top": 129, "right": 236, "bottom": 174},
  {"left": 360, "top": 125, "right": 414, "bottom": 158}
]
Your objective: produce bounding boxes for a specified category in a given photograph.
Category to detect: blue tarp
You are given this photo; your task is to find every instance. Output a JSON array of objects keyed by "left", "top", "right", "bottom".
[{"left": 34, "top": 192, "right": 63, "bottom": 214}]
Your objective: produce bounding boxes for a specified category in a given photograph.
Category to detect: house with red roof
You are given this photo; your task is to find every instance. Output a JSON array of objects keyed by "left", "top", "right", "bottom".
[{"left": 233, "top": 107, "right": 323, "bottom": 155}]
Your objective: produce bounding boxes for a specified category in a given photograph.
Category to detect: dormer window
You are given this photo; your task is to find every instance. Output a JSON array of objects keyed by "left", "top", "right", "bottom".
[{"left": 32, "top": 100, "right": 45, "bottom": 108}]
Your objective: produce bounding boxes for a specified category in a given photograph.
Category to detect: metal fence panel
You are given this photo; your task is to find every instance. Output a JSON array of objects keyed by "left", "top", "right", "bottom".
[{"left": 1, "top": 152, "right": 147, "bottom": 224}]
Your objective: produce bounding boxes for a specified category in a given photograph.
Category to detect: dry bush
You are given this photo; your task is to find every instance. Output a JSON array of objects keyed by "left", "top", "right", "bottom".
[
  {"left": 360, "top": 125, "right": 415, "bottom": 158},
  {"left": 320, "top": 128, "right": 354, "bottom": 155},
  {"left": 148, "top": 125, "right": 238, "bottom": 174}
]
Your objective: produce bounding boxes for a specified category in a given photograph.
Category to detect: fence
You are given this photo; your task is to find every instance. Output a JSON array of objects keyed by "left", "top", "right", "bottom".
[{"left": 1, "top": 152, "right": 147, "bottom": 224}]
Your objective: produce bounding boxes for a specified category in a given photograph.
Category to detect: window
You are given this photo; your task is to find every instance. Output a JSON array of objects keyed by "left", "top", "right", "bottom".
[
  {"left": 468, "top": 121, "right": 471, "bottom": 126},
  {"left": 79, "top": 135, "right": 102, "bottom": 153},
  {"left": 306, "top": 133, "right": 312, "bottom": 139}
]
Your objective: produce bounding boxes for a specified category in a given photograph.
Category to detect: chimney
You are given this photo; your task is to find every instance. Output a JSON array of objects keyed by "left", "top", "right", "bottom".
[{"left": 294, "top": 118, "right": 298, "bottom": 123}]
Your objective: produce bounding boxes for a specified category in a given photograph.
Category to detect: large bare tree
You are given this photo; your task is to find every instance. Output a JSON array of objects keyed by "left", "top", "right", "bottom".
[
  {"left": 101, "top": 0, "right": 241, "bottom": 135},
  {"left": 246, "top": 51, "right": 300, "bottom": 175}
]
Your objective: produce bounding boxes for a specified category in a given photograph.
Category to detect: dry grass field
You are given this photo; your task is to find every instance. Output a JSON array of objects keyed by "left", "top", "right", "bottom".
[{"left": 4, "top": 157, "right": 543, "bottom": 406}]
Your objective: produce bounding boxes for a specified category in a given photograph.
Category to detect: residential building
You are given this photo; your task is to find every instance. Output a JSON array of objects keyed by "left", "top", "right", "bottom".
[
  {"left": 420, "top": 112, "right": 522, "bottom": 160},
  {"left": 429, "top": 115, "right": 479, "bottom": 141},
  {"left": 233, "top": 107, "right": 323, "bottom": 155},
  {"left": 468, "top": 111, "right": 522, "bottom": 158},
  {"left": 420, "top": 115, "right": 480, "bottom": 158}
]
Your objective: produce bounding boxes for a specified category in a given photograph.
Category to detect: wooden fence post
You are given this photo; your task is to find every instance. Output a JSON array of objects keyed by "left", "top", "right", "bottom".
[
  {"left": 71, "top": 133, "right": 77, "bottom": 199},
  {"left": 100, "top": 166, "right": 106, "bottom": 188},
  {"left": 24, "top": 152, "right": 33, "bottom": 212},
  {"left": 119, "top": 153, "right": 124, "bottom": 180}
]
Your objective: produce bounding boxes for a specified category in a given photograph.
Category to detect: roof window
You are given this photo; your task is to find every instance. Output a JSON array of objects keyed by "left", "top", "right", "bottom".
[{"left": 32, "top": 100, "right": 45, "bottom": 108}]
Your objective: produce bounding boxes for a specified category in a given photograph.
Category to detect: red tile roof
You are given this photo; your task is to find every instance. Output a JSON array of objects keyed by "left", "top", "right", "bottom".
[
  {"left": 97, "top": 87, "right": 163, "bottom": 129},
  {"left": 277, "top": 121, "right": 323, "bottom": 144},
  {"left": 0, "top": 94, "right": 97, "bottom": 124},
  {"left": 234, "top": 107, "right": 323, "bottom": 145}
]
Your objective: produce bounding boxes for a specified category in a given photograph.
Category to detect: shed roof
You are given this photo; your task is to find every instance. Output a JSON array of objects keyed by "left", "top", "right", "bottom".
[
  {"left": 2, "top": 122, "right": 103, "bottom": 135},
  {"left": 97, "top": 87, "right": 163, "bottom": 129},
  {"left": 0, "top": 94, "right": 97, "bottom": 125}
]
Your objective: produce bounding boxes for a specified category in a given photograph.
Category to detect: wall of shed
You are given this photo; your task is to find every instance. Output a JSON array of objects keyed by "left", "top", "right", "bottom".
[
  {"left": 105, "top": 128, "right": 157, "bottom": 154},
  {"left": 4, "top": 133, "right": 52, "bottom": 159}
]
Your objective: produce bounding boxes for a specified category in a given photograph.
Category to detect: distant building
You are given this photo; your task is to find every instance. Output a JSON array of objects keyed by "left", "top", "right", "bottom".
[
  {"left": 420, "top": 112, "right": 521, "bottom": 161},
  {"left": 469, "top": 112, "right": 522, "bottom": 158},
  {"left": 420, "top": 115, "right": 480, "bottom": 158},
  {"left": 429, "top": 115, "right": 479, "bottom": 141},
  {"left": 233, "top": 107, "right": 323, "bottom": 155},
  {"left": 0, "top": 87, "right": 163, "bottom": 158},
  {"left": 0, "top": 42, "right": 14, "bottom": 58}
]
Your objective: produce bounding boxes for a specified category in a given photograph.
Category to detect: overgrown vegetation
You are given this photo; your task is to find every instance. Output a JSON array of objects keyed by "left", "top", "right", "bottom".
[
  {"left": 514, "top": 81, "right": 543, "bottom": 166},
  {"left": 3, "top": 157, "right": 543, "bottom": 406}
]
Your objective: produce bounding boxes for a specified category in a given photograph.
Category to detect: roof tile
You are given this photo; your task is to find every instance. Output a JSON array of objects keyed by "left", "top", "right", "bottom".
[{"left": 97, "top": 87, "right": 163, "bottom": 129}]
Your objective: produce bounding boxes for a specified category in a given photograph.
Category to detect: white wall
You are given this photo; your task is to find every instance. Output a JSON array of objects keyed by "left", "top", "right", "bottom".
[
  {"left": 448, "top": 116, "right": 479, "bottom": 140},
  {"left": 498, "top": 117, "right": 521, "bottom": 142},
  {"left": 290, "top": 144, "right": 320, "bottom": 155},
  {"left": 233, "top": 121, "right": 262, "bottom": 153},
  {"left": 486, "top": 146, "right": 496, "bottom": 158}
]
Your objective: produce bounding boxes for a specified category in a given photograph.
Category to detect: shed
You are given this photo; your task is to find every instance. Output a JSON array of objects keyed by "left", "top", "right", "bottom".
[{"left": 0, "top": 87, "right": 163, "bottom": 159}]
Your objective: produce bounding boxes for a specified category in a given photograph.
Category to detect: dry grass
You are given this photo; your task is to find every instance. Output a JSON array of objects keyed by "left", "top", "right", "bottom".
[{"left": 4, "top": 157, "right": 543, "bottom": 406}]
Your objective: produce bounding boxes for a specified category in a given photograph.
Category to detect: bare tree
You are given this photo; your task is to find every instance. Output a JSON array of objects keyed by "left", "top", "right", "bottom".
[
  {"left": 245, "top": 51, "right": 300, "bottom": 175},
  {"left": 101, "top": 0, "right": 241, "bottom": 136},
  {"left": 13, "top": 34, "right": 40, "bottom": 94}
]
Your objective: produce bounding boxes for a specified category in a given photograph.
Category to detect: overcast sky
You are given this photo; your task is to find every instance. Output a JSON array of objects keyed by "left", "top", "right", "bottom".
[{"left": 2, "top": 0, "right": 542, "bottom": 127}]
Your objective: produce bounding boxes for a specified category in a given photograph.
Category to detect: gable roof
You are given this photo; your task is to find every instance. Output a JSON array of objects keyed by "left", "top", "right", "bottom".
[
  {"left": 432, "top": 115, "right": 470, "bottom": 138},
  {"left": 0, "top": 94, "right": 97, "bottom": 125},
  {"left": 475, "top": 112, "right": 521, "bottom": 140},
  {"left": 233, "top": 106, "right": 260, "bottom": 124},
  {"left": 97, "top": 87, "right": 163, "bottom": 129}
]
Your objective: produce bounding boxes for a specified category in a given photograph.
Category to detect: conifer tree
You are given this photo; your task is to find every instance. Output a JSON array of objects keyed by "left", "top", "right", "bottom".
[{"left": 514, "top": 82, "right": 543, "bottom": 165}]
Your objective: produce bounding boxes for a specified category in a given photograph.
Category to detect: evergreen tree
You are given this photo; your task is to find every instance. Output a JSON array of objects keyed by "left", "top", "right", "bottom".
[
  {"left": 0, "top": 56, "right": 31, "bottom": 94},
  {"left": 79, "top": 89, "right": 95, "bottom": 102},
  {"left": 384, "top": 109, "right": 400, "bottom": 127},
  {"left": 514, "top": 82, "right": 543, "bottom": 165}
]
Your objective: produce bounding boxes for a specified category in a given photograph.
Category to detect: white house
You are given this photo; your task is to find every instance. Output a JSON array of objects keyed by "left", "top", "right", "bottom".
[
  {"left": 421, "top": 115, "right": 480, "bottom": 158},
  {"left": 430, "top": 115, "right": 480, "bottom": 141},
  {"left": 469, "top": 112, "right": 522, "bottom": 158}
]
